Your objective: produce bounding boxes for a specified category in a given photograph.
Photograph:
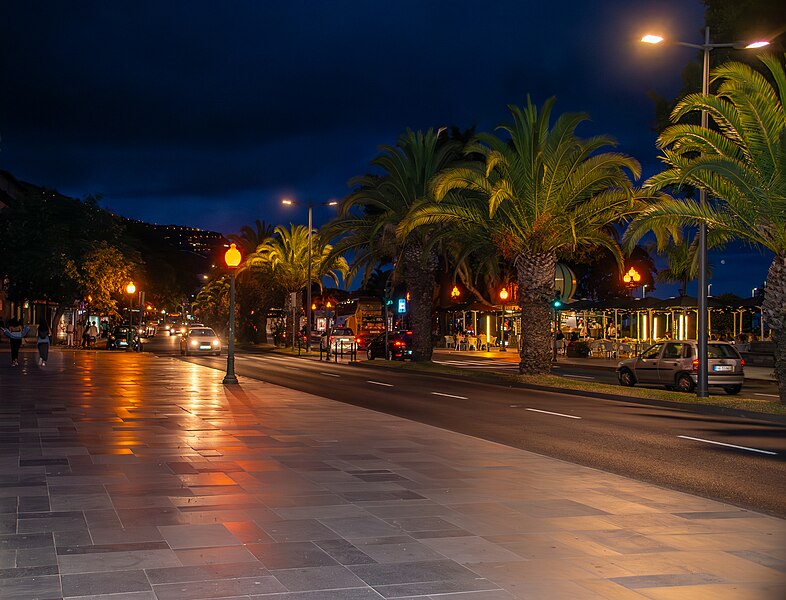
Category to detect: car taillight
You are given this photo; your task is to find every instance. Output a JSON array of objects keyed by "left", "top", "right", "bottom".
[
  {"left": 393, "top": 341, "right": 404, "bottom": 347},
  {"left": 692, "top": 359, "right": 699, "bottom": 372},
  {"left": 740, "top": 359, "right": 745, "bottom": 366}
]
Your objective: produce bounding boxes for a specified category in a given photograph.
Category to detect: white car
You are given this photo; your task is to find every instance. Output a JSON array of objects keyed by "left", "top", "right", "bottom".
[
  {"left": 320, "top": 327, "right": 356, "bottom": 352},
  {"left": 180, "top": 327, "right": 221, "bottom": 356}
]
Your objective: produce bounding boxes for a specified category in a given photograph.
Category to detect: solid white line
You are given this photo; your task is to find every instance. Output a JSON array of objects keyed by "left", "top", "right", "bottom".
[
  {"left": 677, "top": 435, "right": 777, "bottom": 456},
  {"left": 431, "top": 392, "right": 468, "bottom": 400},
  {"left": 367, "top": 380, "right": 393, "bottom": 387},
  {"left": 754, "top": 393, "right": 779, "bottom": 398},
  {"left": 320, "top": 372, "right": 341, "bottom": 378},
  {"left": 525, "top": 408, "right": 582, "bottom": 420},
  {"left": 563, "top": 374, "right": 595, "bottom": 380}
]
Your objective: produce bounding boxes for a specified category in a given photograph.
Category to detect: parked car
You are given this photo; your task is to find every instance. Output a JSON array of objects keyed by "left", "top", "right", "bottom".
[
  {"left": 617, "top": 340, "right": 743, "bottom": 394},
  {"left": 180, "top": 327, "right": 221, "bottom": 356},
  {"left": 320, "top": 327, "right": 356, "bottom": 353},
  {"left": 366, "top": 331, "right": 413, "bottom": 361}
]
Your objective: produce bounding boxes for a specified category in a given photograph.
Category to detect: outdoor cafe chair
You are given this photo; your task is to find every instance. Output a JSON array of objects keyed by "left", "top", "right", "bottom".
[
  {"left": 444, "top": 335, "right": 454, "bottom": 349},
  {"left": 477, "top": 333, "right": 487, "bottom": 350},
  {"left": 466, "top": 336, "right": 477, "bottom": 351}
]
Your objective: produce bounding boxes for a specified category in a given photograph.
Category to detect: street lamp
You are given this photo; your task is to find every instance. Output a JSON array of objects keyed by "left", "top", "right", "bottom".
[
  {"left": 282, "top": 198, "right": 338, "bottom": 352},
  {"left": 223, "top": 243, "right": 241, "bottom": 385},
  {"left": 623, "top": 267, "right": 641, "bottom": 296},
  {"left": 125, "top": 282, "right": 136, "bottom": 325},
  {"left": 641, "top": 27, "right": 768, "bottom": 398},
  {"left": 499, "top": 287, "right": 509, "bottom": 352},
  {"left": 326, "top": 301, "right": 333, "bottom": 331}
]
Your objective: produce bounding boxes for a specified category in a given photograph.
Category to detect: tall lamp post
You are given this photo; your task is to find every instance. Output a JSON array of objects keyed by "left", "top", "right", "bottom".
[
  {"left": 282, "top": 198, "right": 338, "bottom": 352},
  {"left": 223, "top": 243, "right": 241, "bottom": 385},
  {"left": 499, "top": 287, "right": 509, "bottom": 352},
  {"left": 641, "top": 29, "right": 768, "bottom": 397}
]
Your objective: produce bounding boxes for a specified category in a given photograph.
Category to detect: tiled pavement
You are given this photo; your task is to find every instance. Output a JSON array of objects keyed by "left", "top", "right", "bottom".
[{"left": 0, "top": 349, "right": 784, "bottom": 599}]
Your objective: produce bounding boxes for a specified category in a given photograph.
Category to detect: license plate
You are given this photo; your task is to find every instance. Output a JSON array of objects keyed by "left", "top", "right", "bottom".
[
  {"left": 714, "top": 365, "right": 732, "bottom": 372},
  {"left": 200, "top": 345, "right": 212, "bottom": 350}
]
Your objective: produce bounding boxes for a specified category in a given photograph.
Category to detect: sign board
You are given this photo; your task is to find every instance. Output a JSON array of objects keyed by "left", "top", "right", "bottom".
[{"left": 397, "top": 299, "right": 407, "bottom": 314}]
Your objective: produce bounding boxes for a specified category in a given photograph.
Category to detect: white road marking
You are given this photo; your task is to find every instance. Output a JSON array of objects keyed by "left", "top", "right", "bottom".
[
  {"left": 677, "top": 435, "right": 777, "bottom": 456},
  {"left": 431, "top": 392, "right": 468, "bottom": 400},
  {"left": 754, "top": 393, "right": 779, "bottom": 398},
  {"left": 367, "top": 380, "right": 393, "bottom": 387},
  {"left": 320, "top": 372, "right": 341, "bottom": 378},
  {"left": 563, "top": 374, "right": 595, "bottom": 380},
  {"left": 525, "top": 408, "right": 582, "bottom": 420}
]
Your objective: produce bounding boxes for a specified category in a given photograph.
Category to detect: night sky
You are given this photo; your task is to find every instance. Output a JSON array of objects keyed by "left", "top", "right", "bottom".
[{"left": 0, "top": 1, "right": 773, "bottom": 296}]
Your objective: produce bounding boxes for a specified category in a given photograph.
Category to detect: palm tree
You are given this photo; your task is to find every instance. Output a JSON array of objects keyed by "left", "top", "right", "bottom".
[
  {"left": 230, "top": 220, "right": 277, "bottom": 343},
  {"left": 403, "top": 98, "right": 642, "bottom": 374},
  {"left": 329, "top": 129, "right": 462, "bottom": 361},
  {"left": 246, "top": 224, "right": 348, "bottom": 346},
  {"left": 625, "top": 54, "right": 786, "bottom": 401},
  {"left": 651, "top": 233, "right": 709, "bottom": 297}
]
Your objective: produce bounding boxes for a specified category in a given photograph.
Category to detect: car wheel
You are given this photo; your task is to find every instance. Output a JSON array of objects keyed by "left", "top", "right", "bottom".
[
  {"left": 618, "top": 369, "right": 636, "bottom": 387},
  {"left": 214, "top": 351, "right": 220, "bottom": 356},
  {"left": 676, "top": 373, "right": 695, "bottom": 393},
  {"left": 724, "top": 385, "right": 742, "bottom": 395}
]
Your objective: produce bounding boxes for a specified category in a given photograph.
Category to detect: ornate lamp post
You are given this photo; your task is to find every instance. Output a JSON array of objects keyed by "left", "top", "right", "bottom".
[
  {"left": 623, "top": 267, "right": 641, "bottom": 296},
  {"left": 223, "top": 243, "right": 241, "bottom": 385},
  {"left": 499, "top": 287, "right": 509, "bottom": 352},
  {"left": 282, "top": 198, "right": 338, "bottom": 352}
]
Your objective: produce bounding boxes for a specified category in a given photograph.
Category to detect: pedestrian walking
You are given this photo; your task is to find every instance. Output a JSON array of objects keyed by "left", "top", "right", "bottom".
[
  {"left": 1, "top": 318, "right": 30, "bottom": 366},
  {"left": 75, "top": 321, "right": 84, "bottom": 349},
  {"left": 86, "top": 322, "right": 99, "bottom": 349},
  {"left": 66, "top": 320, "right": 74, "bottom": 347},
  {"left": 36, "top": 321, "right": 51, "bottom": 366}
]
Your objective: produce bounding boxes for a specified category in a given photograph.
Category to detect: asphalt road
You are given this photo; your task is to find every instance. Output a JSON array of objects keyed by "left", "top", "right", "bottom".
[{"left": 148, "top": 335, "right": 786, "bottom": 517}]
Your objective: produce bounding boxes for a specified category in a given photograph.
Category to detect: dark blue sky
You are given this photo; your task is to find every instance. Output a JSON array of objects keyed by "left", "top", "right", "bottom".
[{"left": 0, "top": 1, "right": 772, "bottom": 296}]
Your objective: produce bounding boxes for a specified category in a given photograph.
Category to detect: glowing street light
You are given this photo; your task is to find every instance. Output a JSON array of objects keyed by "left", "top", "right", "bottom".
[
  {"left": 282, "top": 198, "right": 339, "bottom": 351},
  {"left": 223, "top": 243, "right": 241, "bottom": 385},
  {"left": 640, "top": 26, "right": 768, "bottom": 398},
  {"left": 450, "top": 285, "right": 461, "bottom": 300},
  {"left": 623, "top": 268, "right": 641, "bottom": 285},
  {"left": 499, "top": 287, "right": 509, "bottom": 352}
]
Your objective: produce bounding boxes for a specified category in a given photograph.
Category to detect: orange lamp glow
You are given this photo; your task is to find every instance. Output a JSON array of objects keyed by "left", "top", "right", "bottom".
[
  {"left": 641, "top": 34, "right": 664, "bottom": 44},
  {"left": 450, "top": 285, "right": 460, "bottom": 299},
  {"left": 499, "top": 287, "right": 509, "bottom": 302},
  {"left": 126, "top": 282, "right": 136, "bottom": 295},
  {"left": 623, "top": 268, "right": 641, "bottom": 284},
  {"left": 225, "top": 243, "right": 241, "bottom": 268},
  {"left": 311, "top": 303, "right": 317, "bottom": 310}
]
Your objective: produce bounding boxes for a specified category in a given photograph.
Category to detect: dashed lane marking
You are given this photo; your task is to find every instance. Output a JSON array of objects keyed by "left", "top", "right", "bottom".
[
  {"left": 677, "top": 435, "right": 777, "bottom": 456},
  {"left": 320, "top": 372, "right": 341, "bottom": 378},
  {"left": 525, "top": 408, "right": 582, "bottom": 420},
  {"left": 431, "top": 392, "right": 468, "bottom": 400},
  {"left": 367, "top": 380, "right": 393, "bottom": 387}
]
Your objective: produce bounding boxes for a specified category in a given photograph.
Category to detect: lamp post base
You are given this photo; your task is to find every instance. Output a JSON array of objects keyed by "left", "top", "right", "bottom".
[{"left": 222, "top": 375, "right": 239, "bottom": 385}]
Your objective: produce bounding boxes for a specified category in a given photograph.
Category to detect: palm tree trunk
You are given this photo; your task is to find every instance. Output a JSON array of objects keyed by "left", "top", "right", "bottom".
[
  {"left": 402, "top": 242, "right": 438, "bottom": 362},
  {"left": 515, "top": 252, "right": 557, "bottom": 374},
  {"left": 763, "top": 253, "right": 786, "bottom": 403}
]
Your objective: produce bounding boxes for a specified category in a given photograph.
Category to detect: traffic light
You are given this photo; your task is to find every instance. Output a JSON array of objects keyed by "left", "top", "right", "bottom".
[
  {"left": 551, "top": 291, "right": 563, "bottom": 309},
  {"left": 384, "top": 298, "right": 393, "bottom": 306}
]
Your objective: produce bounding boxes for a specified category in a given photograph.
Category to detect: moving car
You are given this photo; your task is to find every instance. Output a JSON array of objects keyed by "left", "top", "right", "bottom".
[
  {"left": 617, "top": 340, "right": 743, "bottom": 394},
  {"left": 366, "top": 331, "right": 413, "bottom": 360},
  {"left": 320, "top": 327, "right": 356, "bottom": 353},
  {"left": 180, "top": 327, "right": 221, "bottom": 356},
  {"left": 106, "top": 326, "right": 132, "bottom": 350}
]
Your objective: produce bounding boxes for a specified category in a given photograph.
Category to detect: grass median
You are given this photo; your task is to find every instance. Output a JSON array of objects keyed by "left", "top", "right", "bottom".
[{"left": 359, "top": 358, "right": 786, "bottom": 417}]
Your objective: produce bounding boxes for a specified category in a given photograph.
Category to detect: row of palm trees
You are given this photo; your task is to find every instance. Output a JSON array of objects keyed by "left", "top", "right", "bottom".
[{"left": 196, "top": 55, "right": 784, "bottom": 401}]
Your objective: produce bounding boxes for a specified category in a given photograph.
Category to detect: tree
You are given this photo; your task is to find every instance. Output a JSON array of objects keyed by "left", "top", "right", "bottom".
[
  {"left": 649, "top": 233, "right": 712, "bottom": 297},
  {"left": 330, "top": 129, "right": 463, "bottom": 361},
  {"left": 67, "top": 242, "right": 137, "bottom": 317},
  {"left": 245, "top": 224, "right": 348, "bottom": 346},
  {"left": 230, "top": 220, "right": 279, "bottom": 343},
  {"left": 192, "top": 277, "right": 230, "bottom": 334},
  {"left": 625, "top": 55, "right": 786, "bottom": 401},
  {"left": 406, "top": 98, "right": 643, "bottom": 374}
]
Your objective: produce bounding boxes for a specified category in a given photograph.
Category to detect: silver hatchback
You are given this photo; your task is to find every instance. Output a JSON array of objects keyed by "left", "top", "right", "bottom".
[{"left": 617, "top": 340, "right": 744, "bottom": 395}]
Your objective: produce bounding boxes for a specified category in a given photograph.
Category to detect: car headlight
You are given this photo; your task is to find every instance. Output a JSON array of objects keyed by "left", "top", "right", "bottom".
[
  {"left": 212, "top": 339, "right": 220, "bottom": 346},
  {"left": 191, "top": 340, "right": 198, "bottom": 346}
]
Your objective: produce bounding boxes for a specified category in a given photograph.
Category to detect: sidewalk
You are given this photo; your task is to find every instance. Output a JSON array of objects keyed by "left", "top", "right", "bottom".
[{"left": 1, "top": 350, "right": 783, "bottom": 599}]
